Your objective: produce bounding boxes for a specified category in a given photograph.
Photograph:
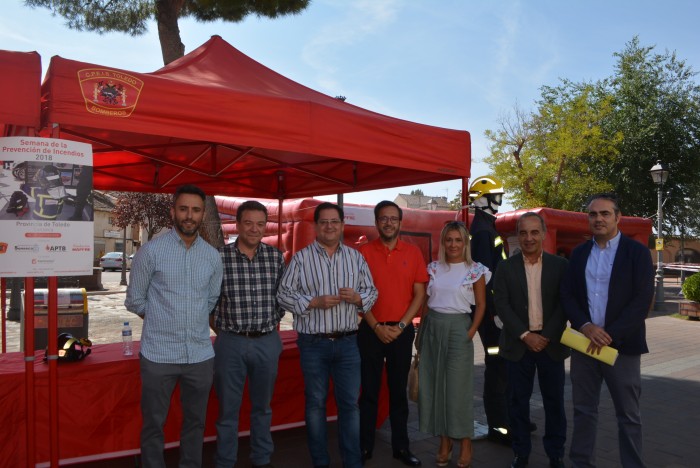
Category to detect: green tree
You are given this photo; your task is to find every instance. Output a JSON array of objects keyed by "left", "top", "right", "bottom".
[
  {"left": 410, "top": 188, "right": 425, "bottom": 196},
  {"left": 484, "top": 92, "right": 619, "bottom": 211},
  {"left": 483, "top": 103, "right": 535, "bottom": 208},
  {"left": 530, "top": 83, "right": 621, "bottom": 210},
  {"left": 604, "top": 37, "right": 700, "bottom": 234},
  {"left": 25, "top": 0, "right": 311, "bottom": 247},
  {"left": 483, "top": 37, "right": 700, "bottom": 235},
  {"left": 112, "top": 192, "right": 172, "bottom": 241}
]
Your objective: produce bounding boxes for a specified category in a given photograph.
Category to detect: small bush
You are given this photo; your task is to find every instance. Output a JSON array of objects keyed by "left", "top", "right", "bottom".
[{"left": 681, "top": 272, "right": 700, "bottom": 302}]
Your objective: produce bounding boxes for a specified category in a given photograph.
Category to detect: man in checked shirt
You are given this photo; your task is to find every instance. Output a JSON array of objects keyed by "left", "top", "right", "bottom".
[
  {"left": 277, "top": 202, "right": 378, "bottom": 468},
  {"left": 210, "top": 200, "right": 286, "bottom": 468}
]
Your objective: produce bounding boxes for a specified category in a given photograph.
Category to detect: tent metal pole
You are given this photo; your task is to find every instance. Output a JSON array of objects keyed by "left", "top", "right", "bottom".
[
  {"left": 1, "top": 277, "right": 5, "bottom": 354},
  {"left": 276, "top": 171, "right": 285, "bottom": 259},
  {"left": 48, "top": 276, "right": 59, "bottom": 467},
  {"left": 462, "top": 177, "right": 470, "bottom": 227},
  {"left": 24, "top": 277, "right": 36, "bottom": 467}
]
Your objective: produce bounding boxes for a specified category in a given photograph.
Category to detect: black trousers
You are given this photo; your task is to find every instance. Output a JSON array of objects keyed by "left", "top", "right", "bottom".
[
  {"left": 507, "top": 351, "right": 566, "bottom": 458},
  {"left": 358, "top": 319, "right": 415, "bottom": 452},
  {"left": 478, "top": 315, "right": 510, "bottom": 430}
]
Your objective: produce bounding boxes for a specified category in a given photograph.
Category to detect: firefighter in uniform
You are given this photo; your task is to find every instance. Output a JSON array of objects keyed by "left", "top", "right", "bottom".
[{"left": 468, "top": 176, "right": 513, "bottom": 445}]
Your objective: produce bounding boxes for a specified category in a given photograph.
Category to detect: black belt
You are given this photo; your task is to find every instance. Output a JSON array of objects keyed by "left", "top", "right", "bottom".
[
  {"left": 376, "top": 321, "right": 401, "bottom": 326},
  {"left": 314, "top": 330, "right": 358, "bottom": 340},
  {"left": 529, "top": 330, "right": 542, "bottom": 334},
  {"left": 227, "top": 329, "right": 273, "bottom": 338}
]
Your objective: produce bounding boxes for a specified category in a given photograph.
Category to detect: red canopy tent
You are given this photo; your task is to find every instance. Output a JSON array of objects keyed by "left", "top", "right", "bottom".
[
  {"left": 4, "top": 37, "right": 472, "bottom": 466},
  {"left": 40, "top": 35, "right": 471, "bottom": 198},
  {"left": 0, "top": 48, "right": 44, "bottom": 468},
  {"left": 0, "top": 50, "right": 41, "bottom": 137}
]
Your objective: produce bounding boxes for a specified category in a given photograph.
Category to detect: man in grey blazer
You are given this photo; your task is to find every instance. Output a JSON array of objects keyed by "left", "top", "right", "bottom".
[{"left": 494, "top": 212, "right": 569, "bottom": 468}]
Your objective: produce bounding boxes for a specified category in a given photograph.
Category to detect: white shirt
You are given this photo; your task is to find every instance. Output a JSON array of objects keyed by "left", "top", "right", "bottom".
[{"left": 426, "top": 261, "right": 491, "bottom": 314}]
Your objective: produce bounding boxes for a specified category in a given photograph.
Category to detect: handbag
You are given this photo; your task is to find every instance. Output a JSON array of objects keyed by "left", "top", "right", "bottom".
[{"left": 407, "top": 353, "right": 419, "bottom": 402}]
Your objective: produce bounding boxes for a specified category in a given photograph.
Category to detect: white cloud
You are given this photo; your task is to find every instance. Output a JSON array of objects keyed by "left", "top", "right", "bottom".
[
  {"left": 301, "top": 0, "right": 401, "bottom": 89},
  {"left": 484, "top": 1, "right": 521, "bottom": 109}
]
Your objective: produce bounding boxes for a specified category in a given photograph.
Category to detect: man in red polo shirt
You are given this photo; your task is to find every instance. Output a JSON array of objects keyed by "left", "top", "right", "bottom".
[{"left": 358, "top": 200, "right": 428, "bottom": 467}]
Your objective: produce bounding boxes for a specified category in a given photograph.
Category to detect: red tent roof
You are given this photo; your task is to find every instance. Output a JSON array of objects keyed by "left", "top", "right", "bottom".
[
  {"left": 41, "top": 35, "right": 470, "bottom": 197},
  {"left": 0, "top": 50, "right": 41, "bottom": 134}
]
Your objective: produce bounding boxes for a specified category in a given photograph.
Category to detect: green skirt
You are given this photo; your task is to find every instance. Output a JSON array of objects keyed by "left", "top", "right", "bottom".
[{"left": 417, "top": 308, "right": 474, "bottom": 438}]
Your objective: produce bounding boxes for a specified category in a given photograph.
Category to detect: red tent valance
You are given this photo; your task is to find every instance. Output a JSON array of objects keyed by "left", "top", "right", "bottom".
[{"left": 0, "top": 50, "right": 41, "bottom": 134}]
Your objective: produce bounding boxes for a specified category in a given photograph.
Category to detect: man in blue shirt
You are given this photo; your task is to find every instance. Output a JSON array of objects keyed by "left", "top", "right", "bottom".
[
  {"left": 125, "top": 184, "right": 223, "bottom": 468},
  {"left": 211, "top": 200, "right": 286, "bottom": 468},
  {"left": 561, "top": 193, "right": 654, "bottom": 468}
]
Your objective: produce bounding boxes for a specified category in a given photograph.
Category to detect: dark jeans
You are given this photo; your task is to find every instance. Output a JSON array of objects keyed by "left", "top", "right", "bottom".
[
  {"left": 358, "top": 320, "right": 415, "bottom": 453},
  {"left": 213, "top": 331, "right": 282, "bottom": 467},
  {"left": 297, "top": 332, "right": 362, "bottom": 468},
  {"left": 507, "top": 351, "right": 566, "bottom": 458}
]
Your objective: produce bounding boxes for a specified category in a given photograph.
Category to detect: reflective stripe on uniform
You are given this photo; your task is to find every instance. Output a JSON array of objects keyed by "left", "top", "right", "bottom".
[{"left": 494, "top": 236, "right": 507, "bottom": 259}]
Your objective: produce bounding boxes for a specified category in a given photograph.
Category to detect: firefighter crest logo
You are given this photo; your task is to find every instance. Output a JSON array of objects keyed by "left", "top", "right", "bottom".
[{"left": 78, "top": 68, "right": 144, "bottom": 117}]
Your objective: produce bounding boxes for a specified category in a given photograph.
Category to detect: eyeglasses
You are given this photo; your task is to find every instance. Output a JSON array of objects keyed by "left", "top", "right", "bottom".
[
  {"left": 377, "top": 216, "right": 400, "bottom": 224},
  {"left": 317, "top": 219, "right": 342, "bottom": 226}
]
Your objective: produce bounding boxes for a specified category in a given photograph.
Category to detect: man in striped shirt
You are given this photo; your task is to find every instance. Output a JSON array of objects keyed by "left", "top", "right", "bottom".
[
  {"left": 277, "top": 202, "right": 378, "bottom": 468},
  {"left": 211, "top": 200, "right": 286, "bottom": 468},
  {"left": 125, "top": 184, "right": 223, "bottom": 468}
]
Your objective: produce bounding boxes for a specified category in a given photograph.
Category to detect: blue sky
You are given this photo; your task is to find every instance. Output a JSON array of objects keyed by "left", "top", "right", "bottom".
[{"left": 2, "top": 0, "right": 699, "bottom": 210}]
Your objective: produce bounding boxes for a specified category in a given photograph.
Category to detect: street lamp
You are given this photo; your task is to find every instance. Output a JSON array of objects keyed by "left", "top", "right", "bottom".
[{"left": 650, "top": 160, "right": 669, "bottom": 309}]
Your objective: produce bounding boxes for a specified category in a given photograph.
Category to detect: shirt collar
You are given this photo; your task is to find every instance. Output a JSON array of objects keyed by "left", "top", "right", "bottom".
[
  {"left": 370, "top": 237, "right": 403, "bottom": 253},
  {"left": 233, "top": 239, "right": 259, "bottom": 257},
  {"left": 312, "top": 239, "right": 343, "bottom": 256},
  {"left": 168, "top": 228, "right": 201, "bottom": 248},
  {"left": 591, "top": 230, "right": 622, "bottom": 251},
  {"left": 523, "top": 252, "right": 543, "bottom": 265}
]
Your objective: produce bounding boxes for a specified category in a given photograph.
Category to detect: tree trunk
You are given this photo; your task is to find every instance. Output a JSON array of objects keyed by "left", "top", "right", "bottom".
[
  {"left": 154, "top": 0, "right": 186, "bottom": 65},
  {"left": 153, "top": 0, "right": 224, "bottom": 248},
  {"left": 200, "top": 196, "right": 225, "bottom": 249}
]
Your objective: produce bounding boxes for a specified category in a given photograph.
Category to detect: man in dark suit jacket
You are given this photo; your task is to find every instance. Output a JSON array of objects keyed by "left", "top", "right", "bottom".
[
  {"left": 561, "top": 193, "right": 654, "bottom": 468},
  {"left": 494, "top": 212, "right": 569, "bottom": 468}
]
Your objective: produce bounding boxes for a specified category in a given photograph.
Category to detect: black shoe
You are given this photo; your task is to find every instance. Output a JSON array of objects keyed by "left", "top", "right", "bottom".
[
  {"left": 549, "top": 457, "right": 565, "bottom": 468},
  {"left": 487, "top": 428, "right": 512, "bottom": 446},
  {"left": 529, "top": 422, "right": 537, "bottom": 432},
  {"left": 361, "top": 449, "right": 373, "bottom": 465},
  {"left": 511, "top": 455, "right": 529, "bottom": 467},
  {"left": 393, "top": 449, "right": 422, "bottom": 466}
]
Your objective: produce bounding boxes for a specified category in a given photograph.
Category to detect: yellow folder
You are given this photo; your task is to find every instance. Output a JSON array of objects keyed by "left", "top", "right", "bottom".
[{"left": 560, "top": 327, "right": 619, "bottom": 366}]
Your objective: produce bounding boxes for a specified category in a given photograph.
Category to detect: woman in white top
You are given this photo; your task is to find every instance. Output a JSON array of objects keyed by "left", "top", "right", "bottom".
[{"left": 417, "top": 221, "right": 489, "bottom": 468}]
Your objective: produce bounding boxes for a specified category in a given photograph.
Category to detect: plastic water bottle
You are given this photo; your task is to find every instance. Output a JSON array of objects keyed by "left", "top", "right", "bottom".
[{"left": 122, "top": 322, "right": 133, "bottom": 356}]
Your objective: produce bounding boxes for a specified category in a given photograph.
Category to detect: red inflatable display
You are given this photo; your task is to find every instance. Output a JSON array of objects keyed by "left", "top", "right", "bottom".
[
  {"left": 216, "top": 197, "right": 467, "bottom": 264},
  {"left": 216, "top": 198, "right": 653, "bottom": 262},
  {"left": 496, "top": 207, "right": 652, "bottom": 257}
]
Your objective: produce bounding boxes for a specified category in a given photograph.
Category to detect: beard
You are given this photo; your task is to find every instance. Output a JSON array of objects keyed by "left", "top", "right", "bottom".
[
  {"left": 379, "top": 228, "right": 399, "bottom": 243},
  {"left": 174, "top": 218, "right": 200, "bottom": 237}
]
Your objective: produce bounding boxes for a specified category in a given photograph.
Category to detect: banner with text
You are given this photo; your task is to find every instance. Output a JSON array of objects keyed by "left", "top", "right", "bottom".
[{"left": 0, "top": 136, "right": 94, "bottom": 277}]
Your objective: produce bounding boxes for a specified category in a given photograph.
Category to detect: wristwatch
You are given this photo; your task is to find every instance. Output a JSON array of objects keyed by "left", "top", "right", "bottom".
[{"left": 398, "top": 322, "right": 406, "bottom": 331}]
